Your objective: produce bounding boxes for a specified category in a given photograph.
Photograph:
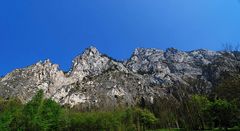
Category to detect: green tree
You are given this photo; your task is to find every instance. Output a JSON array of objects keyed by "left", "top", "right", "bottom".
[
  {"left": 0, "top": 98, "right": 23, "bottom": 130},
  {"left": 206, "top": 99, "right": 238, "bottom": 130},
  {"left": 188, "top": 95, "right": 211, "bottom": 130},
  {"left": 131, "top": 108, "right": 158, "bottom": 130},
  {"left": 18, "top": 90, "right": 63, "bottom": 130}
]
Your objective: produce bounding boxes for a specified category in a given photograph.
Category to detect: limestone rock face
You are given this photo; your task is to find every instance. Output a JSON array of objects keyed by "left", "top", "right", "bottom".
[
  {"left": 125, "top": 48, "right": 227, "bottom": 91},
  {"left": 0, "top": 46, "right": 239, "bottom": 109},
  {"left": 70, "top": 46, "right": 128, "bottom": 81},
  {"left": 0, "top": 60, "right": 72, "bottom": 102}
]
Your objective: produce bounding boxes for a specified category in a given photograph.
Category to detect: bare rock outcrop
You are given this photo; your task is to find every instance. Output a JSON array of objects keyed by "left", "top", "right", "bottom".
[{"left": 0, "top": 46, "right": 239, "bottom": 109}]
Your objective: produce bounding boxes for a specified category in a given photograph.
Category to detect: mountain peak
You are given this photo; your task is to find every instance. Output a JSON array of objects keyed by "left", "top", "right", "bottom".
[
  {"left": 82, "top": 46, "right": 100, "bottom": 56},
  {"left": 72, "top": 46, "right": 102, "bottom": 66},
  {"left": 70, "top": 46, "right": 111, "bottom": 80},
  {"left": 72, "top": 46, "right": 101, "bottom": 62},
  {"left": 1, "top": 46, "right": 239, "bottom": 108}
]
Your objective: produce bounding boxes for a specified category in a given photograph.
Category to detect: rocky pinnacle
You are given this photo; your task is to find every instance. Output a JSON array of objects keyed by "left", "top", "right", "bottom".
[{"left": 0, "top": 46, "right": 239, "bottom": 109}]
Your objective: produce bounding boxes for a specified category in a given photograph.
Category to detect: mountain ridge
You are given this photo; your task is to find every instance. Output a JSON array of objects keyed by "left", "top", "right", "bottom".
[{"left": 0, "top": 46, "right": 239, "bottom": 109}]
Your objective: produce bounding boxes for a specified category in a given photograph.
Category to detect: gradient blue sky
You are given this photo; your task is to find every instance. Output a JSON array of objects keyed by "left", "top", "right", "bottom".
[{"left": 1, "top": 0, "right": 240, "bottom": 76}]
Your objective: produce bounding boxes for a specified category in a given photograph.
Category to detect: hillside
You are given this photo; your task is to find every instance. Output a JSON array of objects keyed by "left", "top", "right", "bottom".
[{"left": 0, "top": 46, "right": 240, "bottom": 110}]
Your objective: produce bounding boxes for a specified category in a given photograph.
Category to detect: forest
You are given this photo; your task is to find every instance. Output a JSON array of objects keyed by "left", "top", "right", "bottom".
[{"left": 0, "top": 73, "right": 239, "bottom": 131}]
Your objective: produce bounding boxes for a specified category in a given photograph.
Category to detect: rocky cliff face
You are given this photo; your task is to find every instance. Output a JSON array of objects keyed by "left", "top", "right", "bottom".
[{"left": 0, "top": 46, "right": 239, "bottom": 109}]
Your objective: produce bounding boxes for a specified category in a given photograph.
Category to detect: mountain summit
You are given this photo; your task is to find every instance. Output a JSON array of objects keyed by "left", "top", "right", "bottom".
[{"left": 0, "top": 47, "right": 239, "bottom": 109}]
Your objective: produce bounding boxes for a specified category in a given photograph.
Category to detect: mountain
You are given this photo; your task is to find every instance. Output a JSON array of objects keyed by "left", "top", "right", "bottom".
[{"left": 0, "top": 46, "right": 240, "bottom": 110}]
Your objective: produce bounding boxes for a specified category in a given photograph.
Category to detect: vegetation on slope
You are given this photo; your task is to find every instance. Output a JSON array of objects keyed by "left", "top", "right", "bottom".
[
  {"left": 0, "top": 90, "right": 158, "bottom": 131},
  {"left": 0, "top": 90, "right": 239, "bottom": 130},
  {"left": 0, "top": 73, "right": 239, "bottom": 130}
]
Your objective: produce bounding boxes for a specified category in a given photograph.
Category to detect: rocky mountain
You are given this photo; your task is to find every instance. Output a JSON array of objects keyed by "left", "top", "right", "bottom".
[{"left": 0, "top": 46, "right": 240, "bottom": 109}]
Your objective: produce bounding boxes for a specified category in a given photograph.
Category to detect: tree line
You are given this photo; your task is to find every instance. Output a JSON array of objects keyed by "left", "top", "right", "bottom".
[
  {"left": 0, "top": 90, "right": 158, "bottom": 131},
  {"left": 1, "top": 91, "right": 239, "bottom": 131},
  {"left": 0, "top": 72, "right": 239, "bottom": 130},
  {"left": 147, "top": 73, "right": 240, "bottom": 131}
]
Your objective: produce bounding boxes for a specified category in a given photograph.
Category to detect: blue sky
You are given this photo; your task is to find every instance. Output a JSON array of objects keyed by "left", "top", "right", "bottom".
[{"left": 0, "top": 0, "right": 240, "bottom": 76}]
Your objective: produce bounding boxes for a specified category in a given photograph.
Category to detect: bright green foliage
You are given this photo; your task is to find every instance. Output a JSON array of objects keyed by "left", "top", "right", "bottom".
[
  {"left": 182, "top": 95, "right": 239, "bottom": 130},
  {"left": 27, "top": 99, "right": 62, "bottom": 130},
  {"left": 190, "top": 95, "right": 211, "bottom": 111},
  {"left": 0, "top": 90, "right": 158, "bottom": 131},
  {"left": 206, "top": 99, "right": 238, "bottom": 129},
  {"left": 0, "top": 90, "right": 239, "bottom": 130},
  {"left": 133, "top": 108, "right": 158, "bottom": 128},
  {"left": 0, "top": 98, "right": 23, "bottom": 131},
  {"left": 0, "top": 90, "right": 64, "bottom": 131},
  {"left": 67, "top": 107, "right": 157, "bottom": 131},
  {"left": 20, "top": 90, "right": 63, "bottom": 130},
  {"left": 187, "top": 95, "right": 211, "bottom": 129},
  {"left": 172, "top": 95, "right": 240, "bottom": 130},
  {"left": 23, "top": 90, "right": 44, "bottom": 118},
  {"left": 69, "top": 111, "right": 121, "bottom": 130}
]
